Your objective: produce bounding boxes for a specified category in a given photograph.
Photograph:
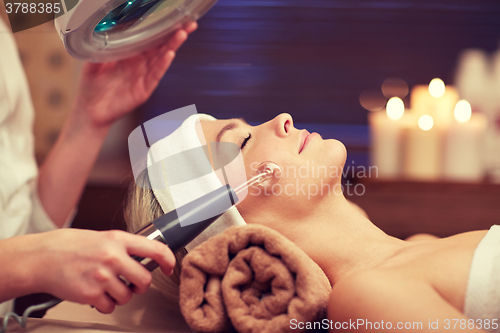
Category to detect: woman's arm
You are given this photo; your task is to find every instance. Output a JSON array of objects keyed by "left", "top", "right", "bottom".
[
  {"left": 38, "top": 23, "right": 197, "bottom": 227},
  {"left": 329, "top": 270, "right": 486, "bottom": 333}
]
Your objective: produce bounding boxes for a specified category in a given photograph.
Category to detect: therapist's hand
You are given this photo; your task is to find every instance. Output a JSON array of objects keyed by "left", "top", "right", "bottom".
[
  {"left": 37, "top": 22, "right": 197, "bottom": 229},
  {"left": 73, "top": 21, "right": 197, "bottom": 129},
  {"left": 31, "top": 229, "right": 176, "bottom": 313}
]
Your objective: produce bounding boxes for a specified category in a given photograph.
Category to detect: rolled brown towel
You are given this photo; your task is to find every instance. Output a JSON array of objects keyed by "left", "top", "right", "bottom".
[{"left": 179, "top": 224, "right": 331, "bottom": 333}]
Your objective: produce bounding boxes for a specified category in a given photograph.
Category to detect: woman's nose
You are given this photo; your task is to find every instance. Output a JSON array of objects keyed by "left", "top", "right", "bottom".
[{"left": 272, "top": 113, "right": 293, "bottom": 138}]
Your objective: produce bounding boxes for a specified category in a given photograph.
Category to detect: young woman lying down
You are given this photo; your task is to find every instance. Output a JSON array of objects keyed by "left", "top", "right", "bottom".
[{"left": 126, "top": 112, "right": 499, "bottom": 333}]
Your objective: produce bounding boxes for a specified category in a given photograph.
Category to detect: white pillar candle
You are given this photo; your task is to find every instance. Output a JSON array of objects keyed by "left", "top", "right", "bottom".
[
  {"left": 489, "top": 50, "right": 500, "bottom": 177},
  {"left": 455, "top": 50, "right": 496, "bottom": 173},
  {"left": 369, "top": 98, "right": 411, "bottom": 179},
  {"left": 411, "top": 79, "right": 459, "bottom": 126},
  {"left": 404, "top": 114, "right": 441, "bottom": 180},
  {"left": 444, "top": 100, "right": 488, "bottom": 181}
]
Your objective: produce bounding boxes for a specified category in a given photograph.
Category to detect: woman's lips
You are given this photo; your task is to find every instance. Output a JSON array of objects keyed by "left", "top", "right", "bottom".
[
  {"left": 299, "top": 131, "right": 319, "bottom": 154},
  {"left": 299, "top": 130, "right": 309, "bottom": 154},
  {"left": 303, "top": 132, "right": 319, "bottom": 152}
]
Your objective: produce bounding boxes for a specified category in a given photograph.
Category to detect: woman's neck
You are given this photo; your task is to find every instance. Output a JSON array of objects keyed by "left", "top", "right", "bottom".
[{"left": 288, "top": 195, "right": 407, "bottom": 285}]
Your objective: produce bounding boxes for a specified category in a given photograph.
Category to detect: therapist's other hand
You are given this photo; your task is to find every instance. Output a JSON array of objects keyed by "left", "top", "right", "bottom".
[
  {"left": 74, "top": 21, "right": 197, "bottom": 129},
  {"left": 33, "top": 229, "right": 176, "bottom": 314}
]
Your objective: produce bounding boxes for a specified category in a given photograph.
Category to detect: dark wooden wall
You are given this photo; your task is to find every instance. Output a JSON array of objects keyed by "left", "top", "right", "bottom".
[
  {"left": 347, "top": 180, "right": 500, "bottom": 239},
  {"left": 139, "top": 0, "right": 500, "bottom": 125}
]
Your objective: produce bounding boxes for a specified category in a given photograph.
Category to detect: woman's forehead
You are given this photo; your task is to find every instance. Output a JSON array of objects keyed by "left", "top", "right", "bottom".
[
  {"left": 200, "top": 118, "right": 246, "bottom": 142},
  {"left": 199, "top": 119, "right": 226, "bottom": 141}
]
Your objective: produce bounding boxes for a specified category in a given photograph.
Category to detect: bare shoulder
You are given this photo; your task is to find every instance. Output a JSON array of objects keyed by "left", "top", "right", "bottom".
[
  {"left": 328, "top": 270, "right": 483, "bottom": 332},
  {"left": 329, "top": 270, "right": 415, "bottom": 319}
]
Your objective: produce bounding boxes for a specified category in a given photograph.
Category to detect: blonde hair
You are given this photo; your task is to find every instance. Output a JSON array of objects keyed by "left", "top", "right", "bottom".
[{"left": 124, "top": 172, "right": 187, "bottom": 303}]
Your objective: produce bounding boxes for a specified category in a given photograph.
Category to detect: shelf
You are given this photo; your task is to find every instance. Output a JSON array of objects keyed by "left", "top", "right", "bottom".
[{"left": 347, "top": 179, "right": 500, "bottom": 239}]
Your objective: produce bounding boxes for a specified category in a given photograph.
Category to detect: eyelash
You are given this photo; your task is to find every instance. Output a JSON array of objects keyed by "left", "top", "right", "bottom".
[{"left": 241, "top": 133, "right": 252, "bottom": 149}]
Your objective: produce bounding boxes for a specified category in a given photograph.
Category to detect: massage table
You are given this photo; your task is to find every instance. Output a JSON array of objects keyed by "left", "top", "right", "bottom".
[{"left": 6, "top": 287, "right": 192, "bottom": 333}]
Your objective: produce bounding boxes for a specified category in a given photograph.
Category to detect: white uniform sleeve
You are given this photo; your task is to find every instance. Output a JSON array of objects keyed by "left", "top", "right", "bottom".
[{"left": 0, "top": 17, "right": 73, "bottom": 239}]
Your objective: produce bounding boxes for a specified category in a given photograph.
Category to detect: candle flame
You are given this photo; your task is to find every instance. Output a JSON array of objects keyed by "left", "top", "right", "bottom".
[
  {"left": 429, "top": 78, "right": 445, "bottom": 98},
  {"left": 386, "top": 97, "right": 405, "bottom": 120},
  {"left": 454, "top": 100, "right": 472, "bottom": 123},
  {"left": 418, "top": 115, "right": 434, "bottom": 131}
]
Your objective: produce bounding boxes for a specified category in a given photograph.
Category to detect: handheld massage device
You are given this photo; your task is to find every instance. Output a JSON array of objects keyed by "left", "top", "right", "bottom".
[{"left": 132, "top": 161, "right": 282, "bottom": 271}]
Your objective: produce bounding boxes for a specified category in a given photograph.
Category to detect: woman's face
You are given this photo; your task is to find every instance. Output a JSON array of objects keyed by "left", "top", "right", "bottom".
[{"left": 200, "top": 113, "right": 347, "bottom": 220}]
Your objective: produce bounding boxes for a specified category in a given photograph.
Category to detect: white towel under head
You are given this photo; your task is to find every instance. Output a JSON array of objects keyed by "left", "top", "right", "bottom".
[{"left": 146, "top": 106, "right": 246, "bottom": 251}]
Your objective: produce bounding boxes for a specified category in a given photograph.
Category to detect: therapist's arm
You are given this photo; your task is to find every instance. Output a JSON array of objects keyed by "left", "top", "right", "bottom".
[
  {"left": 0, "top": 229, "right": 176, "bottom": 313},
  {"left": 38, "top": 22, "right": 197, "bottom": 227}
]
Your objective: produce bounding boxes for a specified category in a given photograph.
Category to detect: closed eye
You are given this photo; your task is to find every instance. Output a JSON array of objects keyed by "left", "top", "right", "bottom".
[{"left": 240, "top": 133, "right": 251, "bottom": 149}]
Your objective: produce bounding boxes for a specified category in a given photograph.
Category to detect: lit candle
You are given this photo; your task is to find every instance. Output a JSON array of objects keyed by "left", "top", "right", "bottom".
[
  {"left": 444, "top": 100, "right": 488, "bottom": 181},
  {"left": 411, "top": 78, "right": 459, "bottom": 126},
  {"left": 404, "top": 114, "right": 441, "bottom": 180},
  {"left": 369, "top": 97, "right": 412, "bottom": 178}
]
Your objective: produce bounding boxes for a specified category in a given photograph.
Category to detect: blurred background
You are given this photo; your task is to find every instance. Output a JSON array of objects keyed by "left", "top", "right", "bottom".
[{"left": 2, "top": 0, "right": 500, "bottom": 238}]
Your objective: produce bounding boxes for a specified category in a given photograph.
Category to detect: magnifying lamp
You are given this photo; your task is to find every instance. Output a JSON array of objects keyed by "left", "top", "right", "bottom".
[{"left": 54, "top": 0, "right": 217, "bottom": 62}]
